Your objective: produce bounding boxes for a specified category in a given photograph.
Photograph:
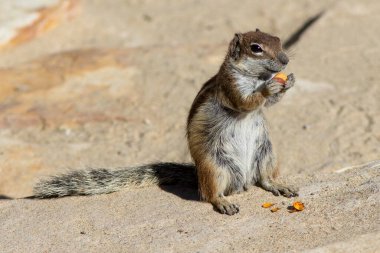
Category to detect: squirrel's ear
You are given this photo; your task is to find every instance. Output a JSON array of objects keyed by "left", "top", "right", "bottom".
[
  {"left": 256, "top": 28, "right": 261, "bottom": 32},
  {"left": 229, "top": 33, "right": 243, "bottom": 60}
]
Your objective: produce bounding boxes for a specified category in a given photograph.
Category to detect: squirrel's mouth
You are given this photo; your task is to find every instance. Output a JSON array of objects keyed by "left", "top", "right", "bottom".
[
  {"left": 264, "top": 60, "right": 286, "bottom": 73},
  {"left": 265, "top": 67, "right": 281, "bottom": 73},
  {"left": 259, "top": 66, "right": 281, "bottom": 80}
]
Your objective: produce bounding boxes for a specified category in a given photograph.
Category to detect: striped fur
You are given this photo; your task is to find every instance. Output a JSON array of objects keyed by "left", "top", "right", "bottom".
[{"left": 34, "top": 163, "right": 196, "bottom": 198}]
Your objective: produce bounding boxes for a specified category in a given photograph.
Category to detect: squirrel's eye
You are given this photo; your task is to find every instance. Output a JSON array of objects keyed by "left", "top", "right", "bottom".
[{"left": 250, "top": 44, "right": 263, "bottom": 54}]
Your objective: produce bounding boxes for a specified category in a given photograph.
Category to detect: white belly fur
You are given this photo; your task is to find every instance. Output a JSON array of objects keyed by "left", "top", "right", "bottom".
[{"left": 220, "top": 111, "right": 264, "bottom": 185}]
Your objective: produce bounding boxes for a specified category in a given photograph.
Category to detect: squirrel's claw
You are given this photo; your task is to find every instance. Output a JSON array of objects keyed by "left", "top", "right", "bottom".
[{"left": 283, "top": 73, "right": 295, "bottom": 90}]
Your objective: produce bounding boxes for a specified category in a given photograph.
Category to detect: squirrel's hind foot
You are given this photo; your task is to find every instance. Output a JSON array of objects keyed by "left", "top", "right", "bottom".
[{"left": 212, "top": 197, "right": 240, "bottom": 215}]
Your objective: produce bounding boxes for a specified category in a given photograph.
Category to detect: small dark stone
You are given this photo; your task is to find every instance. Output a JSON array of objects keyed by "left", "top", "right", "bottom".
[{"left": 143, "top": 14, "right": 152, "bottom": 22}]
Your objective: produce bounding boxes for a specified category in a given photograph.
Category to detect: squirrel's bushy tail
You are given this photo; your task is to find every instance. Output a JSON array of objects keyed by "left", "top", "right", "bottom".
[{"left": 33, "top": 163, "right": 197, "bottom": 198}]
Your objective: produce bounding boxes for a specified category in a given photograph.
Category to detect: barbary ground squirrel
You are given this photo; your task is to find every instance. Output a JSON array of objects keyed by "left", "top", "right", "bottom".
[{"left": 34, "top": 29, "right": 298, "bottom": 215}]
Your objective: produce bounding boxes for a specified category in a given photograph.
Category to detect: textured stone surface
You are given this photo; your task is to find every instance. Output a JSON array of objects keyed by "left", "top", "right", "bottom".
[
  {"left": 0, "top": 0, "right": 379, "bottom": 252},
  {"left": 1, "top": 164, "right": 379, "bottom": 253},
  {"left": 0, "top": 0, "right": 78, "bottom": 50}
]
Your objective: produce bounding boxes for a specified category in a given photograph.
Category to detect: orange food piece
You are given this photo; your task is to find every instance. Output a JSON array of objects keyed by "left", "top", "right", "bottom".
[
  {"left": 273, "top": 72, "right": 287, "bottom": 85},
  {"left": 293, "top": 201, "right": 305, "bottom": 211},
  {"left": 262, "top": 202, "right": 274, "bottom": 208},
  {"left": 274, "top": 72, "right": 287, "bottom": 81},
  {"left": 270, "top": 207, "right": 280, "bottom": 213}
]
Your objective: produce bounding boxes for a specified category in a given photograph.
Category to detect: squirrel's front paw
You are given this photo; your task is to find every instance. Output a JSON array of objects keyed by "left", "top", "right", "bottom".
[
  {"left": 283, "top": 73, "right": 295, "bottom": 90},
  {"left": 263, "top": 80, "right": 283, "bottom": 97}
]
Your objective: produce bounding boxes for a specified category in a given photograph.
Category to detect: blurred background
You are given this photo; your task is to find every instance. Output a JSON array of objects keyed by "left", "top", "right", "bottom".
[{"left": 0, "top": 0, "right": 379, "bottom": 198}]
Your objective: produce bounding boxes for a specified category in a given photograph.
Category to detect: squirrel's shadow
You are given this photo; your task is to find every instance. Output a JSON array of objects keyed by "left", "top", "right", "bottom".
[
  {"left": 0, "top": 195, "right": 13, "bottom": 200},
  {"left": 159, "top": 184, "right": 200, "bottom": 201}
]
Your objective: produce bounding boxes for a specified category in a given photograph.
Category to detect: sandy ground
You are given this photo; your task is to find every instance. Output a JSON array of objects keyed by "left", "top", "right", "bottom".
[{"left": 0, "top": 0, "right": 379, "bottom": 252}]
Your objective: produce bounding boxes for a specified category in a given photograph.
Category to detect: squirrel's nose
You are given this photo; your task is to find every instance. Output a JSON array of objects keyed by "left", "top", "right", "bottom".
[{"left": 277, "top": 52, "right": 289, "bottom": 65}]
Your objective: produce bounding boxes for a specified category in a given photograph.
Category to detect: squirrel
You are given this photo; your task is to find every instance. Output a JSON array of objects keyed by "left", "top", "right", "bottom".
[{"left": 33, "top": 29, "right": 298, "bottom": 215}]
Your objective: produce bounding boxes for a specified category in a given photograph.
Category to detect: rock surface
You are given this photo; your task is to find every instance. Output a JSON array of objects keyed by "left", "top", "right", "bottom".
[
  {"left": 1, "top": 163, "right": 379, "bottom": 253},
  {"left": 0, "top": 0, "right": 78, "bottom": 50},
  {"left": 0, "top": 0, "right": 379, "bottom": 252}
]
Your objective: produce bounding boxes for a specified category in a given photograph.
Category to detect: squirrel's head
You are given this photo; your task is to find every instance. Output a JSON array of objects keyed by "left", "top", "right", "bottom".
[{"left": 227, "top": 29, "right": 289, "bottom": 80}]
